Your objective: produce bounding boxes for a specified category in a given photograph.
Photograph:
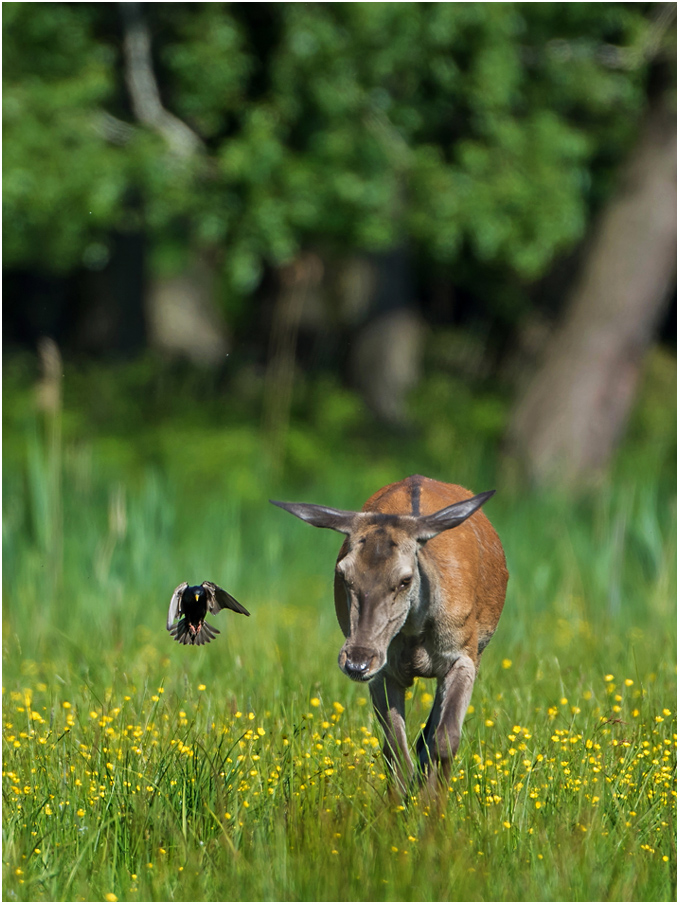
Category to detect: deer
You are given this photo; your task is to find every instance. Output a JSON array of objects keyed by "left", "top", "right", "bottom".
[{"left": 271, "top": 475, "right": 508, "bottom": 795}]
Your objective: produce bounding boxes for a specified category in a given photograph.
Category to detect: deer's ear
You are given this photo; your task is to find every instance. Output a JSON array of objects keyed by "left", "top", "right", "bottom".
[
  {"left": 270, "top": 500, "right": 357, "bottom": 535},
  {"left": 415, "top": 490, "right": 496, "bottom": 542}
]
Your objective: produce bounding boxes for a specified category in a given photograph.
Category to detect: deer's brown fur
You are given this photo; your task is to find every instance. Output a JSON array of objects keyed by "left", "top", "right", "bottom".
[{"left": 271, "top": 475, "right": 508, "bottom": 792}]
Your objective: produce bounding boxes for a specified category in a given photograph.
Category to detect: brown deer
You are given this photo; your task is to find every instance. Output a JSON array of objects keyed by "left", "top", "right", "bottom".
[{"left": 271, "top": 475, "right": 508, "bottom": 793}]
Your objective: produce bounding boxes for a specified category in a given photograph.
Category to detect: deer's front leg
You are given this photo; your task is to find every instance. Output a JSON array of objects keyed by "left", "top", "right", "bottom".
[
  {"left": 370, "top": 673, "right": 413, "bottom": 794},
  {"left": 419, "top": 653, "right": 477, "bottom": 790}
]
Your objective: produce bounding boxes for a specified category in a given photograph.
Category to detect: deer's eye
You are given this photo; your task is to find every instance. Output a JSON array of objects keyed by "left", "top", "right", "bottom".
[{"left": 398, "top": 575, "right": 412, "bottom": 591}]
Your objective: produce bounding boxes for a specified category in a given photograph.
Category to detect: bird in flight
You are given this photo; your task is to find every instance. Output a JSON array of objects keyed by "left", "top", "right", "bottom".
[{"left": 167, "top": 581, "right": 250, "bottom": 646}]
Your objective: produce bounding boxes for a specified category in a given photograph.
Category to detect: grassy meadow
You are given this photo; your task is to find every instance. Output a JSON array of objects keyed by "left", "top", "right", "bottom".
[{"left": 2, "top": 353, "right": 677, "bottom": 901}]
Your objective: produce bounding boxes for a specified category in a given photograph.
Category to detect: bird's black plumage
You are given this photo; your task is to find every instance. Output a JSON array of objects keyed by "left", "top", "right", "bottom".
[{"left": 167, "top": 581, "right": 250, "bottom": 646}]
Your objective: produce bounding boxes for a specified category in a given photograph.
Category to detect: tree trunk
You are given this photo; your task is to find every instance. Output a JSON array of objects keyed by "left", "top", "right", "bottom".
[
  {"left": 146, "top": 257, "right": 230, "bottom": 365},
  {"left": 506, "top": 100, "right": 676, "bottom": 487},
  {"left": 350, "top": 308, "right": 424, "bottom": 426},
  {"left": 348, "top": 247, "right": 424, "bottom": 426},
  {"left": 262, "top": 252, "right": 324, "bottom": 476}
]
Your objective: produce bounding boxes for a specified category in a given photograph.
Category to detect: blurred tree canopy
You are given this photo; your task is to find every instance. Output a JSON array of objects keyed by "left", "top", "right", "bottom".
[{"left": 4, "top": 2, "right": 659, "bottom": 305}]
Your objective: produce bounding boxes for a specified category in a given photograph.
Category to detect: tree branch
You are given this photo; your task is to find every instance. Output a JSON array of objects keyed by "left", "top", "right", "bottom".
[
  {"left": 521, "top": 3, "right": 676, "bottom": 71},
  {"left": 119, "top": 1, "right": 203, "bottom": 158},
  {"left": 92, "top": 110, "right": 138, "bottom": 146}
]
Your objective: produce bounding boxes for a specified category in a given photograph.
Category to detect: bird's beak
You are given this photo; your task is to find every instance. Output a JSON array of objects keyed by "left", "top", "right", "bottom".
[{"left": 195, "top": 593, "right": 200, "bottom": 601}]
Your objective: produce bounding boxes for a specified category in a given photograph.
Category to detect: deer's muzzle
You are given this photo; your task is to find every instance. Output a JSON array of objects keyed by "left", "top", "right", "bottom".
[{"left": 338, "top": 645, "right": 385, "bottom": 682}]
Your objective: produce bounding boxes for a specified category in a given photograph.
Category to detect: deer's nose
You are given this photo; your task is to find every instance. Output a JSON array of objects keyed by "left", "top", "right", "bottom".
[
  {"left": 342, "top": 648, "right": 375, "bottom": 682},
  {"left": 345, "top": 658, "right": 370, "bottom": 680}
]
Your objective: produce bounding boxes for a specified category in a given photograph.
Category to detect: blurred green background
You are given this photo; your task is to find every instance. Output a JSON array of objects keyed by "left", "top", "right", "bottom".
[{"left": 4, "top": 3, "right": 676, "bottom": 467}]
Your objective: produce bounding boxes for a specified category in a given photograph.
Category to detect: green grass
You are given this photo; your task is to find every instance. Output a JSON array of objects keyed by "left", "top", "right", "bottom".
[{"left": 2, "top": 356, "right": 676, "bottom": 901}]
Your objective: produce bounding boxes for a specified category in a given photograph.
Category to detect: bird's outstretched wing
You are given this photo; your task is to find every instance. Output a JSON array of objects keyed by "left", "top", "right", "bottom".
[
  {"left": 167, "top": 582, "right": 188, "bottom": 630},
  {"left": 202, "top": 581, "right": 250, "bottom": 617}
]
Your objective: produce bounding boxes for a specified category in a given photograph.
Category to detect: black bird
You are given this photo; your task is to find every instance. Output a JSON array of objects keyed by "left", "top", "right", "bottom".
[{"left": 167, "top": 581, "right": 250, "bottom": 646}]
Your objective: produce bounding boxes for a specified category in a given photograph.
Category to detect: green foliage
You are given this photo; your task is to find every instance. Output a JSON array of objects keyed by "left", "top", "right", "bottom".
[
  {"left": 161, "top": 4, "right": 252, "bottom": 139},
  {"left": 3, "top": 2, "right": 655, "bottom": 302},
  {"left": 3, "top": 3, "right": 130, "bottom": 271}
]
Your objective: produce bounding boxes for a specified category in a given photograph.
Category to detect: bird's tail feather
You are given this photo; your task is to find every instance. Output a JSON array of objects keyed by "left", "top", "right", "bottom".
[{"left": 170, "top": 619, "right": 220, "bottom": 646}]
